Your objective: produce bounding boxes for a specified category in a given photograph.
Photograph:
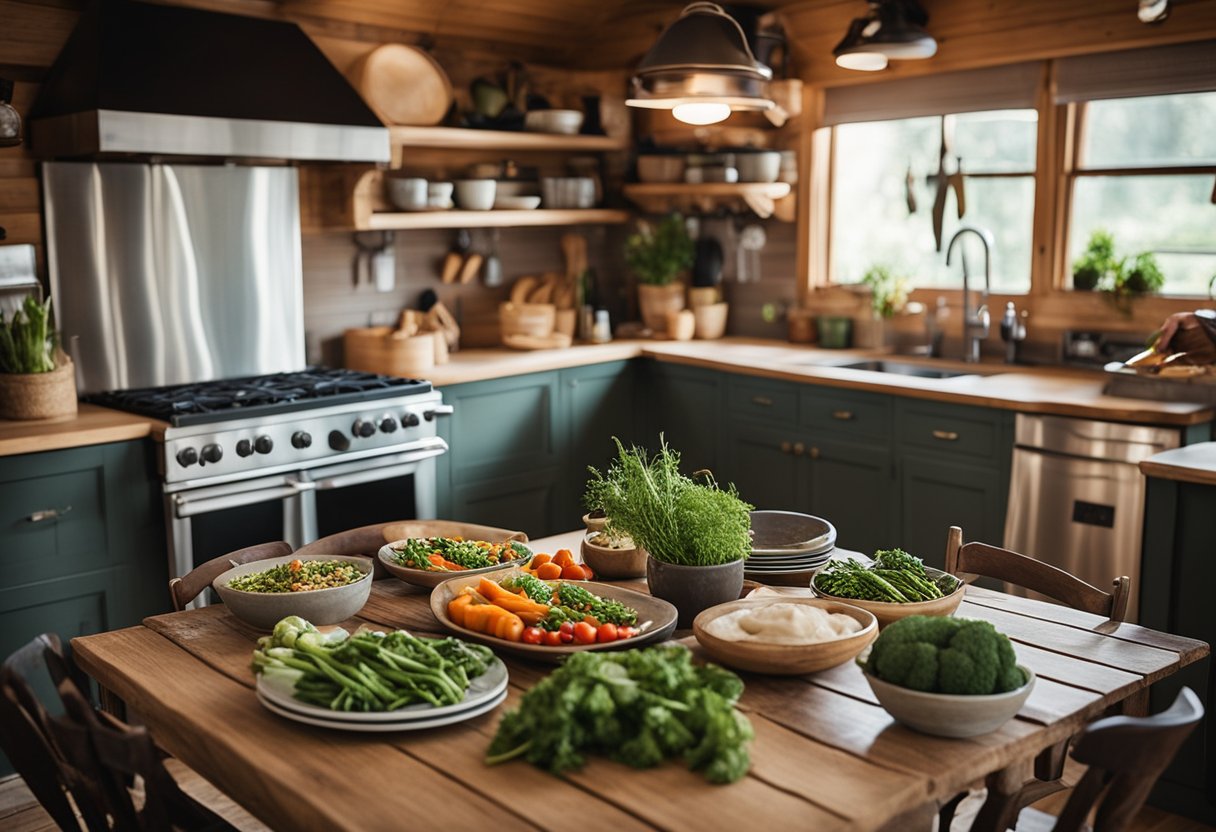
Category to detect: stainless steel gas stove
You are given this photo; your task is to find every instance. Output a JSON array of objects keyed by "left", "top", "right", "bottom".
[{"left": 89, "top": 369, "right": 451, "bottom": 584}]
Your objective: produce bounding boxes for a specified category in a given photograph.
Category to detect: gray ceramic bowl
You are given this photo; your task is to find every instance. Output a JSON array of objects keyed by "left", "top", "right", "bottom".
[
  {"left": 863, "top": 666, "right": 1036, "bottom": 737},
  {"left": 212, "top": 555, "right": 373, "bottom": 630}
]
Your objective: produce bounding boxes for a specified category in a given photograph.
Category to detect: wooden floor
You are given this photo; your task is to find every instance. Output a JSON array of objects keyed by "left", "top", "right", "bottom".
[{"left": 3, "top": 770, "right": 1211, "bottom": 831}]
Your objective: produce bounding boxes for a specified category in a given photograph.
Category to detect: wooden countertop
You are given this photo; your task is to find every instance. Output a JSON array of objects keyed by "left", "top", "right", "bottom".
[
  {"left": 431, "top": 337, "right": 1213, "bottom": 427},
  {"left": 1140, "top": 442, "right": 1216, "bottom": 486},
  {"left": 0, "top": 403, "right": 161, "bottom": 458}
]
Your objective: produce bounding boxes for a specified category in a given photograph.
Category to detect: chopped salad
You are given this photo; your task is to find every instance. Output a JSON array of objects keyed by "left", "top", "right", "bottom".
[
  {"left": 390, "top": 536, "right": 532, "bottom": 572},
  {"left": 228, "top": 559, "right": 366, "bottom": 593}
]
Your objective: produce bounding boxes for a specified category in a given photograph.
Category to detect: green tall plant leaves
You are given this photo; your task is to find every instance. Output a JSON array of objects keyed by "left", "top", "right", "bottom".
[
  {"left": 625, "top": 214, "right": 694, "bottom": 286},
  {"left": 0, "top": 296, "right": 57, "bottom": 374}
]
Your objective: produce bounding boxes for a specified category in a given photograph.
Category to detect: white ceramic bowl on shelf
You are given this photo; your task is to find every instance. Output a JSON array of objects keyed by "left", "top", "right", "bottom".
[
  {"left": 454, "top": 179, "right": 496, "bottom": 211},
  {"left": 524, "top": 109, "right": 584, "bottom": 135}
]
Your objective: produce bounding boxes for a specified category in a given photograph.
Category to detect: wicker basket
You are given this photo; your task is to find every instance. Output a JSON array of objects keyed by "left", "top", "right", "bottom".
[
  {"left": 0, "top": 360, "right": 78, "bottom": 420},
  {"left": 344, "top": 327, "right": 436, "bottom": 377},
  {"left": 500, "top": 303, "right": 556, "bottom": 340}
]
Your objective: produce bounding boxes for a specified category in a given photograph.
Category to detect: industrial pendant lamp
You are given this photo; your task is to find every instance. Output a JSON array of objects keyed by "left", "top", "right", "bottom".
[
  {"left": 833, "top": 0, "right": 937, "bottom": 72},
  {"left": 627, "top": 2, "right": 773, "bottom": 126}
]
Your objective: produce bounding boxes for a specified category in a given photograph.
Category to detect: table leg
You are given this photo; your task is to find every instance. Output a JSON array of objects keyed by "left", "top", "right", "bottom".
[
  {"left": 970, "top": 758, "right": 1033, "bottom": 832},
  {"left": 97, "top": 684, "right": 127, "bottom": 721}
]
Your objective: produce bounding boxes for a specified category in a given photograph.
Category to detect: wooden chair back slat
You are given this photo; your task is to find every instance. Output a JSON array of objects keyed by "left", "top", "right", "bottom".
[
  {"left": 1052, "top": 687, "right": 1204, "bottom": 831},
  {"left": 944, "top": 526, "right": 1131, "bottom": 622},
  {"left": 169, "top": 540, "right": 294, "bottom": 611}
]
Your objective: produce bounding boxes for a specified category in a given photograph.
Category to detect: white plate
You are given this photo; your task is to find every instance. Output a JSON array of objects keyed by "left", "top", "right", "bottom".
[
  {"left": 257, "top": 687, "right": 507, "bottom": 732},
  {"left": 256, "top": 654, "right": 507, "bottom": 723},
  {"left": 743, "top": 556, "right": 832, "bottom": 572}
]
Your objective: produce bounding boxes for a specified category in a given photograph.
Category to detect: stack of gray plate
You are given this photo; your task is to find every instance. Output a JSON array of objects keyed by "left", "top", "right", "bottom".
[{"left": 744, "top": 510, "right": 836, "bottom": 586}]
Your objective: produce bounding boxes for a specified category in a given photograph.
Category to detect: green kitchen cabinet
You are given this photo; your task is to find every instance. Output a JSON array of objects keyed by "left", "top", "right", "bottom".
[
  {"left": 644, "top": 362, "right": 722, "bottom": 474},
  {"left": 897, "top": 454, "right": 1007, "bottom": 570},
  {"left": 722, "top": 421, "right": 807, "bottom": 511},
  {"left": 561, "top": 361, "right": 639, "bottom": 522},
  {"left": 805, "top": 435, "right": 893, "bottom": 554},
  {"left": 449, "top": 469, "right": 562, "bottom": 538}
]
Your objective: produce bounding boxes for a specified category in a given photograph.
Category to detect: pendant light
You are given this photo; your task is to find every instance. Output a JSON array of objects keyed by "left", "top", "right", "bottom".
[
  {"left": 833, "top": 0, "right": 937, "bottom": 72},
  {"left": 627, "top": 2, "right": 773, "bottom": 126}
]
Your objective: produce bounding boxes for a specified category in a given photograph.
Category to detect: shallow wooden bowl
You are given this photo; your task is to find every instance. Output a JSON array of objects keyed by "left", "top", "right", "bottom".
[
  {"left": 810, "top": 567, "right": 965, "bottom": 628},
  {"left": 692, "top": 597, "right": 878, "bottom": 675},
  {"left": 580, "top": 532, "right": 648, "bottom": 579}
]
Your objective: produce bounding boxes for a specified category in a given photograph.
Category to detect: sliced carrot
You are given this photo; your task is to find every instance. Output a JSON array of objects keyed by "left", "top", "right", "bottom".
[{"left": 447, "top": 595, "right": 473, "bottom": 627}]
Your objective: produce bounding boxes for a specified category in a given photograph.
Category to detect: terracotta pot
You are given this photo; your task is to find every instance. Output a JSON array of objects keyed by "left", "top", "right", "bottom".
[
  {"left": 582, "top": 512, "right": 609, "bottom": 533},
  {"left": 637, "top": 283, "right": 686, "bottom": 333},
  {"left": 0, "top": 360, "right": 78, "bottom": 420},
  {"left": 646, "top": 557, "right": 745, "bottom": 628}
]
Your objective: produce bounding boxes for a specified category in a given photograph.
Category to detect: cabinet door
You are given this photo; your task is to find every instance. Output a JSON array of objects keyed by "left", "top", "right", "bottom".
[
  {"left": 646, "top": 363, "right": 722, "bottom": 474},
  {"left": 450, "top": 469, "right": 561, "bottom": 539},
  {"left": 722, "top": 421, "right": 806, "bottom": 512},
  {"left": 898, "top": 453, "right": 1006, "bottom": 570},
  {"left": 440, "top": 372, "right": 561, "bottom": 483},
  {"left": 562, "top": 361, "right": 636, "bottom": 521},
  {"left": 805, "top": 436, "right": 893, "bottom": 555}
]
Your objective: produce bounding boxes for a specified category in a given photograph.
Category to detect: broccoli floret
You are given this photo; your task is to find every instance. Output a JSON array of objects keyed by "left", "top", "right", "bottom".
[{"left": 863, "top": 615, "right": 1022, "bottom": 696}]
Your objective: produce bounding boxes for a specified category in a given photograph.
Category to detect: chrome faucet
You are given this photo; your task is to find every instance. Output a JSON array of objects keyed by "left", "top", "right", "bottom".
[{"left": 946, "top": 226, "right": 994, "bottom": 363}]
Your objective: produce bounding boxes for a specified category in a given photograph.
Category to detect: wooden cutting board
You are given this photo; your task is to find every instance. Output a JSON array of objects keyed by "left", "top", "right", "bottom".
[{"left": 348, "top": 44, "right": 453, "bottom": 126}]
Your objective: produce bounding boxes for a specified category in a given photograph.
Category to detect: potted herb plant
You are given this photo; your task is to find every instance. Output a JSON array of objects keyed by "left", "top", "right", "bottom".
[
  {"left": 856, "top": 264, "right": 909, "bottom": 348},
  {"left": 0, "top": 296, "right": 77, "bottom": 420},
  {"left": 1071, "top": 229, "right": 1117, "bottom": 292},
  {"left": 626, "top": 213, "right": 694, "bottom": 334},
  {"left": 589, "top": 437, "right": 752, "bottom": 626}
]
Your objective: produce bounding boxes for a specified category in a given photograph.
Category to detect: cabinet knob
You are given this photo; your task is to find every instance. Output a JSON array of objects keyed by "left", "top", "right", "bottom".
[
  {"left": 780, "top": 441, "right": 792, "bottom": 454},
  {"left": 793, "top": 442, "right": 806, "bottom": 457},
  {"left": 832, "top": 410, "right": 855, "bottom": 421},
  {"left": 752, "top": 395, "right": 774, "bottom": 407},
  {"left": 932, "top": 429, "right": 960, "bottom": 442},
  {"left": 27, "top": 506, "right": 72, "bottom": 523},
  {"left": 809, "top": 446, "right": 821, "bottom": 460}
]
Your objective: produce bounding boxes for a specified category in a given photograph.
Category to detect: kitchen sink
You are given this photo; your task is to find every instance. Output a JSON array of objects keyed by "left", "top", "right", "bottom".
[{"left": 832, "top": 360, "right": 977, "bottom": 380}]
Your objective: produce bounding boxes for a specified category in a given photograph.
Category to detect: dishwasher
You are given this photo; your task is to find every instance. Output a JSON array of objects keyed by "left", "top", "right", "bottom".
[{"left": 1003, "top": 414, "right": 1181, "bottom": 622}]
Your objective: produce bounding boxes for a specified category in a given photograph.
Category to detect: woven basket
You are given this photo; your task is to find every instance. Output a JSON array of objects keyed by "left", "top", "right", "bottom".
[{"left": 0, "top": 360, "right": 78, "bottom": 420}]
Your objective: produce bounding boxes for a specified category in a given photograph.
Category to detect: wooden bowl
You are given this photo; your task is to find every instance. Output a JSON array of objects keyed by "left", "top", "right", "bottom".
[
  {"left": 810, "top": 567, "right": 965, "bottom": 628},
  {"left": 693, "top": 597, "right": 878, "bottom": 675},
  {"left": 864, "top": 666, "right": 1035, "bottom": 737},
  {"left": 500, "top": 302, "right": 556, "bottom": 338},
  {"left": 580, "top": 532, "right": 648, "bottom": 579}
]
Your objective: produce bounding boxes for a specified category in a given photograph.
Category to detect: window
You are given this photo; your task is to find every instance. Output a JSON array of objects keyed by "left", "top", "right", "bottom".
[
  {"left": 1067, "top": 91, "right": 1216, "bottom": 296},
  {"left": 830, "top": 109, "right": 1038, "bottom": 294}
]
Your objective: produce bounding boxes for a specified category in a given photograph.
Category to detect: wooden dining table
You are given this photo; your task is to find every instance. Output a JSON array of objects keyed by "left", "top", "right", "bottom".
[{"left": 71, "top": 530, "right": 1209, "bottom": 832}]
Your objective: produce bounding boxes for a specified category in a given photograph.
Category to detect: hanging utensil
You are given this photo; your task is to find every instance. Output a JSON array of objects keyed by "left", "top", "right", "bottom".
[
  {"left": 482, "top": 229, "right": 503, "bottom": 288},
  {"left": 905, "top": 163, "right": 917, "bottom": 214},
  {"left": 440, "top": 229, "right": 472, "bottom": 284},
  {"left": 738, "top": 223, "right": 766, "bottom": 284},
  {"left": 926, "top": 118, "right": 967, "bottom": 251},
  {"left": 950, "top": 155, "right": 966, "bottom": 220}
]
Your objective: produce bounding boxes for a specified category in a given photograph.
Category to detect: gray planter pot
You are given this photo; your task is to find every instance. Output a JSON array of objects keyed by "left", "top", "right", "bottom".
[{"left": 646, "top": 558, "right": 745, "bottom": 628}]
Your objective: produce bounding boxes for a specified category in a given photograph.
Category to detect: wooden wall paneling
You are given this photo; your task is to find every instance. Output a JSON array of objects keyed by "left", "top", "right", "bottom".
[{"left": 1028, "top": 61, "right": 1058, "bottom": 298}]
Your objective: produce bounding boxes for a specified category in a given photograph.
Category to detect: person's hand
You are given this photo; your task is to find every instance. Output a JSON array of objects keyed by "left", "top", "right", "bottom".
[{"left": 1157, "top": 312, "right": 1200, "bottom": 352}]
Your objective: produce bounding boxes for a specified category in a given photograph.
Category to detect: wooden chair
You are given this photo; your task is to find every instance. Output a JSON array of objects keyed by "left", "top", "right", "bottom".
[
  {"left": 944, "top": 526, "right": 1131, "bottom": 622},
  {"left": 169, "top": 540, "right": 294, "bottom": 611},
  {"left": 0, "top": 633, "right": 111, "bottom": 831},
  {"left": 974, "top": 686, "right": 1205, "bottom": 832}
]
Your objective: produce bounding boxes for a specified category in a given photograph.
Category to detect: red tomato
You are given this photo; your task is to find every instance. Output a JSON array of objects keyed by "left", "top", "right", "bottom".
[
  {"left": 543, "top": 630, "right": 563, "bottom": 647},
  {"left": 596, "top": 623, "right": 618, "bottom": 643},
  {"left": 521, "top": 627, "right": 544, "bottom": 645},
  {"left": 558, "top": 621, "right": 576, "bottom": 643},
  {"left": 616, "top": 625, "right": 637, "bottom": 640},
  {"left": 573, "top": 621, "right": 597, "bottom": 644}
]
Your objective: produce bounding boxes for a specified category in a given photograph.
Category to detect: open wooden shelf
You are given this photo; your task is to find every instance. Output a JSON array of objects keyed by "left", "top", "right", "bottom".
[
  {"left": 363, "top": 208, "right": 632, "bottom": 231},
  {"left": 622, "top": 182, "right": 793, "bottom": 219},
  {"left": 388, "top": 125, "right": 628, "bottom": 164}
]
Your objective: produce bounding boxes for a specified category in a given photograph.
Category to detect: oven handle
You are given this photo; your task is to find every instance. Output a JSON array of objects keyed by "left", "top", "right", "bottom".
[
  {"left": 312, "top": 447, "right": 446, "bottom": 491},
  {"left": 172, "top": 483, "right": 306, "bottom": 518}
]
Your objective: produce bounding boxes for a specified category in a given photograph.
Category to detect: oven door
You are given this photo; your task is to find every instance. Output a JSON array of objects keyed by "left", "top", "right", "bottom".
[{"left": 166, "top": 440, "right": 446, "bottom": 602}]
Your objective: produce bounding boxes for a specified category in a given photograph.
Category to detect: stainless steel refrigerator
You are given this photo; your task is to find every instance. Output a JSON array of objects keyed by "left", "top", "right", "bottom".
[{"left": 42, "top": 161, "right": 305, "bottom": 394}]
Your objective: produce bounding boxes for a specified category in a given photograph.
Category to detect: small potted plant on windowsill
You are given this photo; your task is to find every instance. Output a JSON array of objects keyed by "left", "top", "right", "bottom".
[
  {"left": 1071, "top": 229, "right": 1117, "bottom": 292},
  {"left": 626, "top": 213, "right": 694, "bottom": 335},
  {"left": 1105, "top": 251, "right": 1165, "bottom": 316},
  {"left": 856, "top": 264, "right": 909, "bottom": 348},
  {"left": 590, "top": 437, "right": 752, "bottom": 627},
  {"left": 0, "top": 296, "right": 77, "bottom": 420}
]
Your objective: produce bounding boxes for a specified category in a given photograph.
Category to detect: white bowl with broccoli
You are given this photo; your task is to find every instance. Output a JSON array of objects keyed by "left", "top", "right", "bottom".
[{"left": 859, "top": 614, "right": 1035, "bottom": 738}]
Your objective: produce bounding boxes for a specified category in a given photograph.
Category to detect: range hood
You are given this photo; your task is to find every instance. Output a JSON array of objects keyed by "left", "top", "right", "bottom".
[{"left": 29, "top": 0, "right": 390, "bottom": 163}]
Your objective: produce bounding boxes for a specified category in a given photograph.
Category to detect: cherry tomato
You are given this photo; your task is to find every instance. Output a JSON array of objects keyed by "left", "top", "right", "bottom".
[
  {"left": 596, "top": 623, "right": 618, "bottom": 643},
  {"left": 558, "top": 621, "right": 576, "bottom": 643},
  {"left": 573, "top": 621, "right": 597, "bottom": 644},
  {"left": 561, "top": 564, "right": 587, "bottom": 581},
  {"left": 616, "top": 625, "right": 638, "bottom": 640},
  {"left": 552, "top": 549, "right": 576, "bottom": 569},
  {"left": 580, "top": 564, "right": 595, "bottom": 580},
  {"left": 543, "top": 630, "right": 563, "bottom": 647},
  {"left": 521, "top": 627, "right": 544, "bottom": 645},
  {"left": 536, "top": 562, "right": 563, "bottom": 581}
]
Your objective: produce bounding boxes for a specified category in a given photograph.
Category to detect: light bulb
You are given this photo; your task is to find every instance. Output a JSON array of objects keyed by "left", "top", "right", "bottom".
[
  {"left": 672, "top": 102, "right": 731, "bottom": 125},
  {"left": 836, "top": 52, "right": 888, "bottom": 71}
]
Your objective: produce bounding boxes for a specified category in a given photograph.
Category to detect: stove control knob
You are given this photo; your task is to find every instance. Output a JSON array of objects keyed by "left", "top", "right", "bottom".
[
  {"left": 352, "top": 419, "right": 376, "bottom": 438},
  {"left": 200, "top": 444, "right": 223, "bottom": 464},
  {"left": 255, "top": 435, "right": 274, "bottom": 454},
  {"left": 235, "top": 439, "right": 254, "bottom": 458},
  {"left": 176, "top": 447, "right": 199, "bottom": 467},
  {"left": 328, "top": 430, "right": 351, "bottom": 451},
  {"left": 291, "top": 431, "right": 312, "bottom": 449},
  {"left": 402, "top": 412, "right": 420, "bottom": 428},
  {"left": 379, "top": 416, "right": 398, "bottom": 433}
]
